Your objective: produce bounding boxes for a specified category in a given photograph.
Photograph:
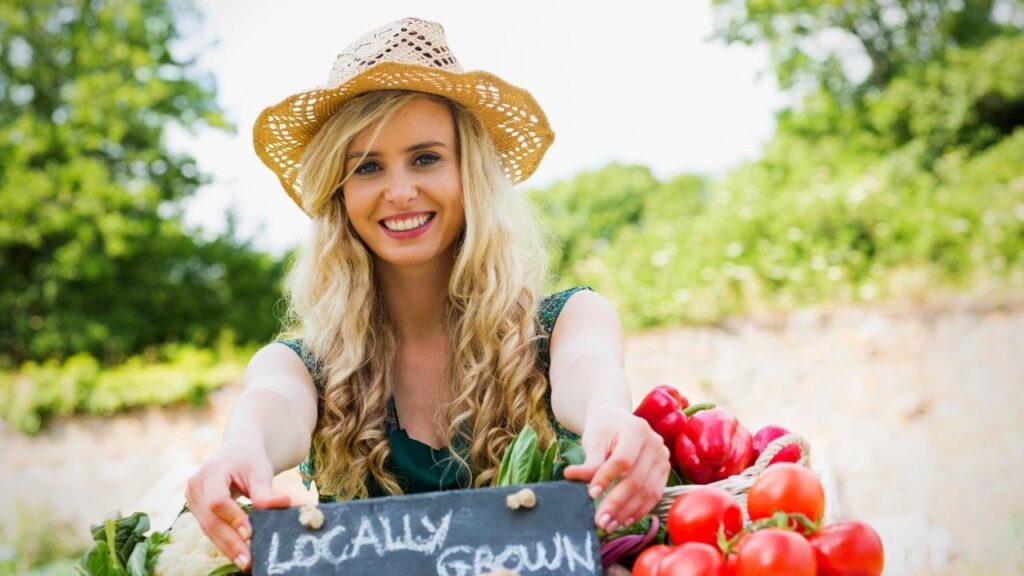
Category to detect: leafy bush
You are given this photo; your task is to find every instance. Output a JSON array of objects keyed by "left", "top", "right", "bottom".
[
  {"left": 531, "top": 36, "right": 1024, "bottom": 330},
  {"left": 0, "top": 332, "right": 256, "bottom": 434},
  {"left": 530, "top": 163, "right": 659, "bottom": 278},
  {"left": 0, "top": 0, "right": 288, "bottom": 368},
  {"left": 0, "top": 504, "right": 85, "bottom": 575}
]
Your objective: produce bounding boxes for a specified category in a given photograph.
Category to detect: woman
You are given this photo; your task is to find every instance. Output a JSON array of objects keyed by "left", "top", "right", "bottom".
[{"left": 186, "top": 18, "right": 670, "bottom": 572}]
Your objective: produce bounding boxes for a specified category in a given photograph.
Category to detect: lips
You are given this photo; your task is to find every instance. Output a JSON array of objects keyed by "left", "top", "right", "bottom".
[{"left": 377, "top": 212, "right": 437, "bottom": 240}]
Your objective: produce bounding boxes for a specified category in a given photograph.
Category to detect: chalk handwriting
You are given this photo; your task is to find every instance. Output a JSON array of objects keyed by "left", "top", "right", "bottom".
[
  {"left": 435, "top": 532, "right": 595, "bottom": 576},
  {"left": 265, "top": 510, "right": 452, "bottom": 574}
]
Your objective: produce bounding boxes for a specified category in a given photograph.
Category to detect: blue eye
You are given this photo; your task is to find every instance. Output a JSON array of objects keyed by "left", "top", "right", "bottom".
[
  {"left": 415, "top": 153, "right": 440, "bottom": 166},
  {"left": 354, "top": 161, "right": 380, "bottom": 175}
]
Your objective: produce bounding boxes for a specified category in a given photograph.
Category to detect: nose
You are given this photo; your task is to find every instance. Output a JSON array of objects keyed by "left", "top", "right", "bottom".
[{"left": 383, "top": 167, "right": 418, "bottom": 206}]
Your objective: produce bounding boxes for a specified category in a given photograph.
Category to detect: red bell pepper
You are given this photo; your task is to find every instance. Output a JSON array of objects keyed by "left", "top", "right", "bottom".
[
  {"left": 673, "top": 408, "right": 753, "bottom": 484},
  {"left": 653, "top": 384, "right": 689, "bottom": 410},
  {"left": 634, "top": 385, "right": 689, "bottom": 447},
  {"left": 650, "top": 409, "right": 687, "bottom": 445},
  {"left": 634, "top": 386, "right": 680, "bottom": 423},
  {"left": 751, "top": 425, "right": 802, "bottom": 465}
]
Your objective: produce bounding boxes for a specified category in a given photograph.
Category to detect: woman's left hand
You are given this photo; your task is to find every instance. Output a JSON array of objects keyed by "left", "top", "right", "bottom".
[{"left": 562, "top": 402, "right": 671, "bottom": 533}]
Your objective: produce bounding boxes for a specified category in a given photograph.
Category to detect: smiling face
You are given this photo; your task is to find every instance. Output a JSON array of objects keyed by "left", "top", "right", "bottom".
[{"left": 341, "top": 96, "right": 465, "bottom": 272}]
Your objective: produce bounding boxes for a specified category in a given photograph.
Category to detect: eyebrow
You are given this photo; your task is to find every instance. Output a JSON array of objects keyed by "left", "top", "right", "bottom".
[{"left": 345, "top": 141, "right": 447, "bottom": 162}]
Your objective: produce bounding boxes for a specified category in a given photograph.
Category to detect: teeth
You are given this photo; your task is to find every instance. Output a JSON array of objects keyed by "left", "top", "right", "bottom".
[{"left": 383, "top": 214, "right": 430, "bottom": 231}]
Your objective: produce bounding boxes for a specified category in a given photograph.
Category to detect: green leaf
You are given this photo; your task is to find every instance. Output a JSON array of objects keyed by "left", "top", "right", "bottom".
[
  {"left": 208, "top": 563, "right": 244, "bottom": 575},
  {"left": 604, "top": 515, "right": 652, "bottom": 540},
  {"left": 495, "top": 433, "right": 518, "bottom": 486},
  {"left": 552, "top": 438, "right": 586, "bottom": 481},
  {"left": 115, "top": 513, "right": 150, "bottom": 564},
  {"left": 539, "top": 440, "right": 558, "bottom": 482},
  {"left": 507, "top": 426, "right": 539, "bottom": 485},
  {"left": 125, "top": 540, "right": 148, "bottom": 576},
  {"left": 526, "top": 448, "right": 544, "bottom": 483},
  {"left": 76, "top": 540, "right": 126, "bottom": 576},
  {"left": 144, "top": 530, "right": 171, "bottom": 574},
  {"left": 77, "top": 512, "right": 164, "bottom": 576}
]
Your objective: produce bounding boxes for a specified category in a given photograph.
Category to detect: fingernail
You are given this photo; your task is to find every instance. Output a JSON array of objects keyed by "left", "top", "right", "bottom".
[
  {"left": 234, "top": 554, "right": 248, "bottom": 570},
  {"left": 598, "top": 513, "right": 610, "bottom": 529},
  {"left": 238, "top": 525, "right": 250, "bottom": 540},
  {"left": 624, "top": 517, "right": 635, "bottom": 527},
  {"left": 607, "top": 520, "right": 620, "bottom": 533},
  {"left": 588, "top": 485, "right": 602, "bottom": 499}
]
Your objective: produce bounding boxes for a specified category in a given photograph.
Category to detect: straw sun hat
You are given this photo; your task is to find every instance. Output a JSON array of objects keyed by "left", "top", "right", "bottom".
[{"left": 252, "top": 17, "right": 555, "bottom": 214}]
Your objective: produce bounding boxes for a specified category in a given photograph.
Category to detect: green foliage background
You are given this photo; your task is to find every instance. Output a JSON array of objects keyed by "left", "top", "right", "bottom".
[
  {"left": 531, "top": 5, "right": 1024, "bottom": 329},
  {"left": 0, "top": 0, "right": 287, "bottom": 368},
  {"left": 0, "top": 0, "right": 288, "bottom": 433}
]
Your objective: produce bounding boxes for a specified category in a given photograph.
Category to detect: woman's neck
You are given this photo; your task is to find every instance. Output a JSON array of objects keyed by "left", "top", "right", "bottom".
[{"left": 375, "top": 252, "right": 455, "bottom": 344}]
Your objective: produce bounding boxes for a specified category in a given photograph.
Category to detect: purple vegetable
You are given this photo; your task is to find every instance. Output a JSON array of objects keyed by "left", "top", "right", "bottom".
[{"left": 599, "top": 515, "right": 661, "bottom": 568}]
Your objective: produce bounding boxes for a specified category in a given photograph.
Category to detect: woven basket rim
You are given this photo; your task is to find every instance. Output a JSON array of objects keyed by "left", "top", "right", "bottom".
[{"left": 654, "top": 433, "right": 812, "bottom": 524}]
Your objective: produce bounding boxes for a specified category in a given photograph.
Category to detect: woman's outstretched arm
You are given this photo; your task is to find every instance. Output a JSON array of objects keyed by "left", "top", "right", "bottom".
[
  {"left": 548, "top": 290, "right": 671, "bottom": 534},
  {"left": 184, "top": 342, "right": 318, "bottom": 571}
]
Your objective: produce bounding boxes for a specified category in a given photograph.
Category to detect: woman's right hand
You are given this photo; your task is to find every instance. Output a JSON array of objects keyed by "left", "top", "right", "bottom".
[{"left": 185, "top": 439, "right": 292, "bottom": 571}]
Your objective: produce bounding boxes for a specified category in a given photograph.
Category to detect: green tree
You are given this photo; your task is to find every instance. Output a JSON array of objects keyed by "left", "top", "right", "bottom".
[
  {"left": 712, "top": 0, "right": 1022, "bottom": 99},
  {"left": 528, "top": 163, "right": 659, "bottom": 280},
  {"left": 0, "top": 0, "right": 285, "bottom": 367},
  {"left": 868, "top": 35, "right": 1024, "bottom": 157},
  {"left": 533, "top": 1, "right": 1023, "bottom": 330}
]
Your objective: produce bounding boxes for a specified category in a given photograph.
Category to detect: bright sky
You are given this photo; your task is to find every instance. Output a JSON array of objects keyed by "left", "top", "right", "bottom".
[{"left": 173, "top": 1, "right": 786, "bottom": 257}]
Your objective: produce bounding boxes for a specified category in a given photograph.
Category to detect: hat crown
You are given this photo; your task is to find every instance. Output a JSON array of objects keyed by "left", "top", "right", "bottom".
[
  {"left": 254, "top": 17, "right": 554, "bottom": 213},
  {"left": 327, "top": 18, "right": 463, "bottom": 86}
]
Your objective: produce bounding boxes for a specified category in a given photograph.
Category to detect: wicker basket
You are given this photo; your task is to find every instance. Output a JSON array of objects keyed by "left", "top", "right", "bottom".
[{"left": 652, "top": 433, "right": 811, "bottom": 525}]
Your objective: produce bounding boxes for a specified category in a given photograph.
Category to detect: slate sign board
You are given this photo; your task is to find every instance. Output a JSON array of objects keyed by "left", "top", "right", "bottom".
[{"left": 250, "top": 480, "right": 601, "bottom": 576}]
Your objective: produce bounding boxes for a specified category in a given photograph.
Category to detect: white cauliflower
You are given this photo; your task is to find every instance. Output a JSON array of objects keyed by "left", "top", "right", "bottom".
[{"left": 154, "top": 511, "right": 238, "bottom": 576}]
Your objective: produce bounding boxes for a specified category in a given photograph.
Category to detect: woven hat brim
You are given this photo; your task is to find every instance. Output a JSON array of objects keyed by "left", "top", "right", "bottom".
[{"left": 252, "top": 61, "right": 555, "bottom": 213}]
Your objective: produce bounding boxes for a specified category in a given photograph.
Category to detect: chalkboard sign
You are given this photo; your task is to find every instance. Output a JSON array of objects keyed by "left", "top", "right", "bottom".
[{"left": 249, "top": 480, "right": 601, "bottom": 576}]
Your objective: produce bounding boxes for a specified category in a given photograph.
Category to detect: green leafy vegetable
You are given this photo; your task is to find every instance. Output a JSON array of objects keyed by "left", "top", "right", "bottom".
[
  {"left": 496, "top": 430, "right": 518, "bottom": 486},
  {"left": 76, "top": 512, "right": 168, "bottom": 576},
  {"left": 552, "top": 438, "right": 586, "bottom": 481},
  {"left": 208, "top": 564, "right": 244, "bottom": 575},
  {"left": 507, "top": 425, "right": 539, "bottom": 485},
  {"left": 539, "top": 441, "right": 558, "bottom": 482},
  {"left": 494, "top": 426, "right": 587, "bottom": 487},
  {"left": 666, "top": 468, "right": 687, "bottom": 487},
  {"left": 77, "top": 540, "right": 119, "bottom": 576},
  {"left": 125, "top": 539, "right": 149, "bottom": 576}
]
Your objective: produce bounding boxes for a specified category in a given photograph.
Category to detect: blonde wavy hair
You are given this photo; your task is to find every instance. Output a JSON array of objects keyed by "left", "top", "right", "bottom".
[{"left": 279, "top": 90, "right": 558, "bottom": 499}]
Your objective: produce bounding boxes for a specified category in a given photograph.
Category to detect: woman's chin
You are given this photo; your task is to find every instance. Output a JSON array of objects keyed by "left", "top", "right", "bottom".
[{"left": 373, "top": 248, "right": 446, "bottom": 270}]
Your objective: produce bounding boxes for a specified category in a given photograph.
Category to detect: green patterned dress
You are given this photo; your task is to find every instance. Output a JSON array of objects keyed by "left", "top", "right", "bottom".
[{"left": 276, "top": 286, "right": 592, "bottom": 502}]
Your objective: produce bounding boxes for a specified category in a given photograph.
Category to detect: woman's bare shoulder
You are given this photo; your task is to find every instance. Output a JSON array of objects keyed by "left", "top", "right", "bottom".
[
  {"left": 549, "top": 289, "right": 623, "bottom": 367},
  {"left": 243, "top": 342, "right": 318, "bottom": 406}
]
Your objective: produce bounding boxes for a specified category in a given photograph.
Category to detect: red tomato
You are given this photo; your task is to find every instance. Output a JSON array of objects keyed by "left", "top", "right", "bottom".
[
  {"left": 725, "top": 552, "right": 739, "bottom": 576},
  {"left": 747, "top": 463, "right": 824, "bottom": 528},
  {"left": 668, "top": 487, "right": 744, "bottom": 546},
  {"left": 735, "top": 529, "right": 816, "bottom": 576},
  {"left": 808, "top": 520, "right": 885, "bottom": 576},
  {"left": 658, "top": 542, "right": 728, "bottom": 576},
  {"left": 724, "top": 532, "right": 749, "bottom": 576},
  {"left": 633, "top": 544, "right": 673, "bottom": 576}
]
